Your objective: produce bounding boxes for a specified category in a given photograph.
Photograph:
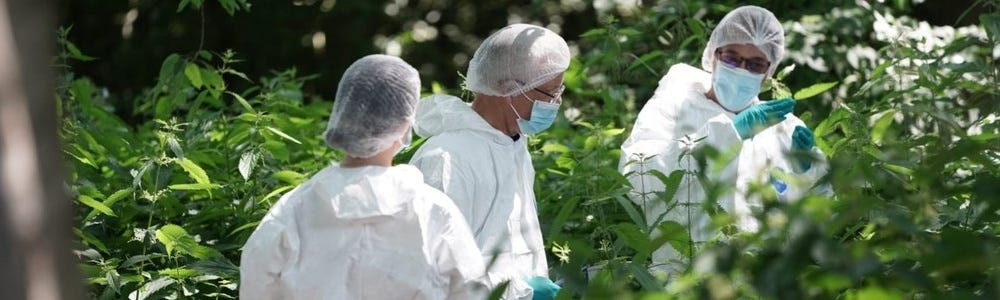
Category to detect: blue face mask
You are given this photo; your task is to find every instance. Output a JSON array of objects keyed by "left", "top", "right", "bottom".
[
  {"left": 713, "top": 62, "right": 765, "bottom": 112},
  {"left": 509, "top": 96, "right": 560, "bottom": 135}
]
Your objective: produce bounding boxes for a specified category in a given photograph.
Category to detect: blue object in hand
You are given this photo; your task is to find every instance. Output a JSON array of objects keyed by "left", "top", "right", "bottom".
[
  {"left": 526, "top": 276, "right": 560, "bottom": 300},
  {"left": 791, "top": 125, "right": 815, "bottom": 172},
  {"left": 733, "top": 98, "right": 795, "bottom": 140}
]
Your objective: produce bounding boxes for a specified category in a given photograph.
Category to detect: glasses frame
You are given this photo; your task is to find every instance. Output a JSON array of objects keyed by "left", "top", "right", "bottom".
[
  {"left": 531, "top": 84, "right": 565, "bottom": 104},
  {"left": 715, "top": 49, "right": 771, "bottom": 75}
]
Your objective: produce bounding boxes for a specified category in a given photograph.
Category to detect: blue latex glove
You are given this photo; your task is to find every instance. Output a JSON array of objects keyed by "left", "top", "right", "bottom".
[
  {"left": 526, "top": 276, "right": 560, "bottom": 300},
  {"left": 732, "top": 98, "right": 795, "bottom": 140},
  {"left": 791, "top": 125, "right": 815, "bottom": 172}
]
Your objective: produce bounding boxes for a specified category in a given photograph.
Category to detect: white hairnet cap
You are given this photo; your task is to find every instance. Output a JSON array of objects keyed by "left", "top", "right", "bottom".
[
  {"left": 466, "top": 24, "right": 571, "bottom": 97},
  {"left": 700, "top": 6, "right": 785, "bottom": 76},
  {"left": 324, "top": 54, "right": 420, "bottom": 158}
]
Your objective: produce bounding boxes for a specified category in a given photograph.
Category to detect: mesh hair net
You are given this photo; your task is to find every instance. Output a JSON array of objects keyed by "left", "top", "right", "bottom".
[
  {"left": 700, "top": 6, "right": 785, "bottom": 76},
  {"left": 466, "top": 24, "right": 571, "bottom": 97},
  {"left": 324, "top": 54, "right": 420, "bottom": 158}
]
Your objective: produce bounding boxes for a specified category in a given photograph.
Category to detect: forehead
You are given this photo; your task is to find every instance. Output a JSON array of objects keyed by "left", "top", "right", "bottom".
[{"left": 718, "top": 44, "right": 767, "bottom": 61}]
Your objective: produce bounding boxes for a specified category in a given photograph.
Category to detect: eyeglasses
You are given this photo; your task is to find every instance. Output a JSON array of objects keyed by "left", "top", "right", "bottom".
[
  {"left": 532, "top": 84, "right": 565, "bottom": 104},
  {"left": 716, "top": 49, "right": 770, "bottom": 74}
]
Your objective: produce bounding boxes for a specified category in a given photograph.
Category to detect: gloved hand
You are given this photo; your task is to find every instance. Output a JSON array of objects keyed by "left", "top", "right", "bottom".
[
  {"left": 791, "top": 125, "right": 815, "bottom": 172},
  {"left": 526, "top": 276, "right": 560, "bottom": 300},
  {"left": 732, "top": 98, "right": 795, "bottom": 140}
]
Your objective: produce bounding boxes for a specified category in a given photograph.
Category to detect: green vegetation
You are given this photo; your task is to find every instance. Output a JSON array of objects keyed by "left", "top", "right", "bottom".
[{"left": 61, "top": 0, "right": 999, "bottom": 298}]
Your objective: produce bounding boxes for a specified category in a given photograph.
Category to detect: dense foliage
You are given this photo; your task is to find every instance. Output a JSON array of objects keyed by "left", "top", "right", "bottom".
[{"left": 61, "top": 0, "right": 999, "bottom": 299}]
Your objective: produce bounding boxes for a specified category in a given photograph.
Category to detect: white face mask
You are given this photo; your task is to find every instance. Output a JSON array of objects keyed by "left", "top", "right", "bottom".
[
  {"left": 713, "top": 62, "right": 765, "bottom": 112},
  {"left": 393, "top": 128, "right": 412, "bottom": 157}
]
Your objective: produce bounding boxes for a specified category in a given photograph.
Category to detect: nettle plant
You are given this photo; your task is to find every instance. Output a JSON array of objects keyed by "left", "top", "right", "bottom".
[{"left": 63, "top": 40, "right": 335, "bottom": 297}]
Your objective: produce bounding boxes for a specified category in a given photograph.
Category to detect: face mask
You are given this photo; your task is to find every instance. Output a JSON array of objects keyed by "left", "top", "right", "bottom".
[
  {"left": 713, "top": 62, "right": 765, "bottom": 112},
  {"left": 509, "top": 96, "right": 560, "bottom": 135},
  {"left": 394, "top": 128, "right": 412, "bottom": 156}
]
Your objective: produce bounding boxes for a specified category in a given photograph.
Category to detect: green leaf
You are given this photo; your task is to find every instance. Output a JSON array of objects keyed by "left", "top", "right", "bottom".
[
  {"left": 157, "top": 54, "right": 182, "bottom": 87},
  {"left": 870, "top": 60, "right": 892, "bottom": 80},
  {"left": 265, "top": 126, "right": 302, "bottom": 144},
  {"left": 656, "top": 221, "right": 693, "bottom": 258},
  {"left": 612, "top": 223, "right": 650, "bottom": 253},
  {"left": 981, "top": 13, "right": 1000, "bottom": 41},
  {"left": 580, "top": 28, "right": 607, "bottom": 38},
  {"left": 155, "top": 224, "right": 219, "bottom": 259},
  {"left": 226, "top": 91, "right": 256, "bottom": 113},
  {"left": 176, "top": 158, "right": 210, "bottom": 185},
  {"left": 65, "top": 41, "right": 96, "bottom": 61},
  {"left": 78, "top": 195, "right": 115, "bottom": 217},
  {"left": 131, "top": 276, "right": 175, "bottom": 300},
  {"left": 793, "top": 81, "right": 838, "bottom": 100},
  {"left": 871, "top": 110, "right": 896, "bottom": 144},
  {"left": 601, "top": 128, "right": 625, "bottom": 137},
  {"left": 229, "top": 221, "right": 260, "bottom": 236},
  {"left": 627, "top": 50, "right": 664, "bottom": 72},
  {"left": 614, "top": 195, "right": 646, "bottom": 231},
  {"left": 541, "top": 143, "right": 570, "bottom": 153},
  {"left": 272, "top": 170, "right": 305, "bottom": 185},
  {"left": 261, "top": 185, "right": 295, "bottom": 203},
  {"left": 177, "top": 0, "right": 191, "bottom": 12},
  {"left": 555, "top": 153, "right": 577, "bottom": 170},
  {"left": 74, "top": 228, "right": 109, "bottom": 253},
  {"left": 847, "top": 286, "right": 903, "bottom": 300},
  {"left": 201, "top": 67, "right": 224, "bottom": 91},
  {"left": 190, "top": 256, "right": 239, "bottom": 276},
  {"left": 168, "top": 183, "right": 221, "bottom": 190},
  {"left": 239, "top": 151, "right": 257, "bottom": 181},
  {"left": 184, "top": 63, "right": 203, "bottom": 88},
  {"left": 158, "top": 267, "right": 199, "bottom": 279},
  {"left": 776, "top": 64, "right": 796, "bottom": 80},
  {"left": 85, "top": 188, "right": 133, "bottom": 221}
]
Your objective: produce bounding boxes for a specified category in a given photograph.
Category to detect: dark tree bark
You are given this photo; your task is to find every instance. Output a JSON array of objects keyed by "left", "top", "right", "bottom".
[{"left": 0, "top": 0, "right": 83, "bottom": 299}]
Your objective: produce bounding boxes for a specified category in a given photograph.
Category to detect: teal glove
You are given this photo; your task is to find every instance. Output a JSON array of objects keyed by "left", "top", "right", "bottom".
[
  {"left": 733, "top": 98, "right": 795, "bottom": 140},
  {"left": 791, "top": 125, "right": 815, "bottom": 172},
  {"left": 526, "top": 276, "right": 560, "bottom": 300}
]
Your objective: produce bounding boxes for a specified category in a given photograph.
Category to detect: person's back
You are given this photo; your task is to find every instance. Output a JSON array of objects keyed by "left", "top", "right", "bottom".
[
  {"left": 241, "top": 164, "right": 483, "bottom": 299},
  {"left": 239, "top": 54, "right": 485, "bottom": 299}
]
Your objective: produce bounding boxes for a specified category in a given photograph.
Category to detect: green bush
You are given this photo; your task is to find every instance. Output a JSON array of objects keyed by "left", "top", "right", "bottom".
[{"left": 62, "top": 1, "right": 1000, "bottom": 299}]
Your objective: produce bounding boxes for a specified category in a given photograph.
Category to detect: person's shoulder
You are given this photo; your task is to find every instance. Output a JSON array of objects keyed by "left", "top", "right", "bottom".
[
  {"left": 414, "top": 131, "right": 491, "bottom": 160},
  {"left": 661, "top": 63, "right": 712, "bottom": 87}
]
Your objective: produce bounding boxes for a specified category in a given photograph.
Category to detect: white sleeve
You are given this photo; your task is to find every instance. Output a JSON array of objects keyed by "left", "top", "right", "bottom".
[
  {"left": 435, "top": 203, "right": 489, "bottom": 299},
  {"left": 239, "top": 216, "right": 299, "bottom": 300}
]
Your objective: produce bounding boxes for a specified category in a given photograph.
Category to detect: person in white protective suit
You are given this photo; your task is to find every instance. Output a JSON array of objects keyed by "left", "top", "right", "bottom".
[
  {"left": 618, "top": 6, "right": 831, "bottom": 276},
  {"left": 408, "top": 24, "right": 568, "bottom": 300},
  {"left": 239, "top": 54, "right": 486, "bottom": 300}
]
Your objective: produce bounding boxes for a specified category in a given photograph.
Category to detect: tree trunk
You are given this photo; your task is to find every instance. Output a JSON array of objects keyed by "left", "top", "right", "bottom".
[{"left": 0, "top": 0, "right": 84, "bottom": 299}]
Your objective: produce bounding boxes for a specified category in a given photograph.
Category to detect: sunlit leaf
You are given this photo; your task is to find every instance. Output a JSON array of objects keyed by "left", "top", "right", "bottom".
[
  {"left": 79, "top": 195, "right": 115, "bottom": 217},
  {"left": 176, "top": 158, "right": 211, "bottom": 185},
  {"left": 793, "top": 81, "right": 838, "bottom": 100},
  {"left": 239, "top": 151, "right": 257, "bottom": 181},
  {"left": 265, "top": 126, "right": 302, "bottom": 144},
  {"left": 129, "top": 276, "right": 175, "bottom": 300},
  {"left": 272, "top": 170, "right": 305, "bottom": 185},
  {"left": 227, "top": 91, "right": 256, "bottom": 113},
  {"left": 184, "top": 63, "right": 203, "bottom": 88},
  {"left": 168, "top": 183, "right": 221, "bottom": 190}
]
